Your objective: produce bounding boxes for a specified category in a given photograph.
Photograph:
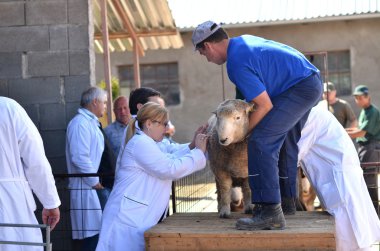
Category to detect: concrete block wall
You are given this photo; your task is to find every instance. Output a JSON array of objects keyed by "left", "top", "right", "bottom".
[{"left": 0, "top": 0, "right": 95, "bottom": 174}]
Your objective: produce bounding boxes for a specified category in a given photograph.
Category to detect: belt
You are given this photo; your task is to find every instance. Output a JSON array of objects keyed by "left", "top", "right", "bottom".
[
  {"left": 0, "top": 177, "right": 36, "bottom": 210},
  {"left": 0, "top": 178, "right": 27, "bottom": 182},
  {"left": 358, "top": 140, "right": 380, "bottom": 146}
]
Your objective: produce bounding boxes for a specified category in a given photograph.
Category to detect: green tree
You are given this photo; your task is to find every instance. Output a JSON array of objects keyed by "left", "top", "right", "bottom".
[{"left": 98, "top": 77, "right": 120, "bottom": 100}]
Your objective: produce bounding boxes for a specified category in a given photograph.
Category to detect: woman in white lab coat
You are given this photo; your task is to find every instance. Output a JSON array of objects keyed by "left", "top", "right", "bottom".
[
  {"left": 298, "top": 103, "right": 380, "bottom": 251},
  {"left": 96, "top": 102, "right": 208, "bottom": 251}
]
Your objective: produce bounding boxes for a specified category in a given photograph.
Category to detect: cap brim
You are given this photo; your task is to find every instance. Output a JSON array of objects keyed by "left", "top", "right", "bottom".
[{"left": 352, "top": 91, "right": 365, "bottom": 96}]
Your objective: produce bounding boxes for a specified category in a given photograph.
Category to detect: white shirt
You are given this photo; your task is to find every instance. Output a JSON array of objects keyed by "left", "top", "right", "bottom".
[
  {"left": 66, "top": 108, "right": 104, "bottom": 239},
  {"left": 104, "top": 120, "right": 127, "bottom": 156},
  {"left": 0, "top": 97, "right": 61, "bottom": 251}
]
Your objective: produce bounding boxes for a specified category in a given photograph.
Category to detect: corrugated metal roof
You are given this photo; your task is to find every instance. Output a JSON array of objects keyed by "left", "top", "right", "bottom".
[
  {"left": 167, "top": 0, "right": 380, "bottom": 29},
  {"left": 93, "top": 0, "right": 184, "bottom": 53}
]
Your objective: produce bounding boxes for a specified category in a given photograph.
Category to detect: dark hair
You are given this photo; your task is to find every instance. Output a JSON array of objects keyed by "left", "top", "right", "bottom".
[
  {"left": 125, "top": 102, "right": 168, "bottom": 145},
  {"left": 196, "top": 25, "right": 229, "bottom": 50},
  {"left": 129, "top": 87, "right": 161, "bottom": 115}
]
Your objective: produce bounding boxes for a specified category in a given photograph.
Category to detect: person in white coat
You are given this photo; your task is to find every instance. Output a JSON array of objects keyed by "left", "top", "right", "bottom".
[
  {"left": 66, "top": 87, "right": 108, "bottom": 250},
  {"left": 298, "top": 103, "right": 380, "bottom": 251},
  {"left": 0, "top": 97, "right": 61, "bottom": 251},
  {"left": 96, "top": 102, "right": 208, "bottom": 251}
]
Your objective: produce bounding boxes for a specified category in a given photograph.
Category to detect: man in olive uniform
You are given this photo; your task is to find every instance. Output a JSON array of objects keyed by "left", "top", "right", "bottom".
[{"left": 322, "top": 82, "right": 357, "bottom": 128}]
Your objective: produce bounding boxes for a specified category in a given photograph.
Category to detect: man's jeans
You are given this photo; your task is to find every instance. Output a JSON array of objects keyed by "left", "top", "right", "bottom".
[
  {"left": 96, "top": 187, "right": 111, "bottom": 210},
  {"left": 248, "top": 73, "right": 322, "bottom": 203}
]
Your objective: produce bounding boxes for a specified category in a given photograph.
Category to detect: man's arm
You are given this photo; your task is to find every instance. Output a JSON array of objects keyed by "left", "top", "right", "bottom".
[
  {"left": 348, "top": 120, "right": 358, "bottom": 128},
  {"left": 344, "top": 103, "right": 358, "bottom": 128},
  {"left": 16, "top": 106, "right": 61, "bottom": 211},
  {"left": 346, "top": 127, "right": 366, "bottom": 139},
  {"left": 247, "top": 91, "right": 273, "bottom": 132},
  {"left": 14, "top": 103, "right": 61, "bottom": 231}
]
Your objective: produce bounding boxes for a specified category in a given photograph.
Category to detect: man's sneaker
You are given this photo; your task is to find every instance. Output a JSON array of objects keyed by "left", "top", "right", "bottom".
[
  {"left": 236, "top": 203, "right": 286, "bottom": 230},
  {"left": 281, "top": 197, "right": 296, "bottom": 215}
]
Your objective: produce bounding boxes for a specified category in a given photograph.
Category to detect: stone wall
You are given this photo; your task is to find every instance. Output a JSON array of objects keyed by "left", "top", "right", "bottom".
[{"left": 0, "top": 0, "right": 95, "bottom": 174}]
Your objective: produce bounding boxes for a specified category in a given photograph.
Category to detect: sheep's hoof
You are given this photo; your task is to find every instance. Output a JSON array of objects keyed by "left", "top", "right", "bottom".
[
  {"left": 219, "top": 205, "right": 231, "bottom": 218},
  {"left": 219, "top": 212, "right": 231, "bottom": 218}
]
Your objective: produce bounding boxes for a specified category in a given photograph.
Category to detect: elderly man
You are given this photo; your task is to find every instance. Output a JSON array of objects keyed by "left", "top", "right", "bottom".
[
  {"left": 66, "top": 87, "right": 108, "bottom": 251},
  {"left": 104, "top": 96, "right": 131, "bottom": 157},
  {"left": 0, "top": 97, "right": 61, "bottom": 251}
]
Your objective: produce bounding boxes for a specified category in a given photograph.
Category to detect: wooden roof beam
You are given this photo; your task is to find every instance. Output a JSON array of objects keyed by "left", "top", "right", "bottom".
[
  {"left": 94, "top": 29, "right": 178, "bottom": 40},
  {"left": 112, "top": 0, "right": 145, "bottom": 57}
]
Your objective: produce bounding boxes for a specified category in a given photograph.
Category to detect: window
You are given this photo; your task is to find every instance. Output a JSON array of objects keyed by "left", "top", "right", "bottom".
[
  {"left": 118, "top": 63, "right": 180, "bottom": 106},
  {"left": 305, "top": 51, "right": 351, "bottom": 95}
]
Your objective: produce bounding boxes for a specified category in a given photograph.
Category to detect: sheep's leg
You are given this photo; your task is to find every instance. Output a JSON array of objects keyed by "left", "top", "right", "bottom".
[
  {"left": 242, "top": 178, "right": 254, "bottom": 214},
  {"left": 215, "top": 178, "right": 222, "bottom": 212},
  {"left": 215, "top": 171, "right": 233, "bottom": 218}
]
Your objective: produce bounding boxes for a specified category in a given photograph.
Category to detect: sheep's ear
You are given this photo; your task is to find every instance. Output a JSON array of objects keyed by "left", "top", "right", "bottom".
[{"left": 246, "top": 103, "right": 255, "bottom": 114}]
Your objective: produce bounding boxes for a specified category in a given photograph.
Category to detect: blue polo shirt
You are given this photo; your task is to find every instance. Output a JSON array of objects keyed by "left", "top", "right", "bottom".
[{"left": 227, "top": 35, "right": 319, "bottom": 101}]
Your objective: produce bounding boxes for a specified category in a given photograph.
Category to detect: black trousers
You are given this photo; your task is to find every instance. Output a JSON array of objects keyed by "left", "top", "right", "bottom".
[{"left": 358, "top": 141, "right": 380, "bottom": 211}]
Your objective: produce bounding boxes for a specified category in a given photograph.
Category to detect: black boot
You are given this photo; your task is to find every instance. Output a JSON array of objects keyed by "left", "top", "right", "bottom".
[
  {"left": 236, "top": 203, "right": 286, "bottom": 230},
  {"left": 281, "top": 197, "right": 296, "bottom": 215}
]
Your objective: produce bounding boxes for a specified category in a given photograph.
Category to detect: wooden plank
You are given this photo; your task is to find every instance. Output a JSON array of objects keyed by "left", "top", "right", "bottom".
[{"left": 145, "top": 211, "right": 335, "bottom": 250}]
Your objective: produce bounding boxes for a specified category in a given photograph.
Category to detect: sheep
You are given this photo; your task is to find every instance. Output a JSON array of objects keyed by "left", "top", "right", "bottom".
[
  {"left": 207, "top": 99, "right": 255, "bottom": 218},
  {"left": 207, "top": 99, "right": 316, "bottom": 218}
]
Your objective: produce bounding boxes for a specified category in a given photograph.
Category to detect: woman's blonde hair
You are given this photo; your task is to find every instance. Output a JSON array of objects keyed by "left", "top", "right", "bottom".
[{"left": 125, "top": 102, "right": 168, "bottom": 145}]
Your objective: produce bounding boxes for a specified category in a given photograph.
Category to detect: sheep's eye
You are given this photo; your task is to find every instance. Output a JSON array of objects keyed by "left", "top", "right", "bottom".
[{"left": 236, "top": 116, "right": 240, "bottom": 120}]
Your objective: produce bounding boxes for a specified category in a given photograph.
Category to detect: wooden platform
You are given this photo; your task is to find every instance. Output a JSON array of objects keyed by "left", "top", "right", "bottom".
[{"left": 145, "top": 211, "right": 335, "bottom": 251}]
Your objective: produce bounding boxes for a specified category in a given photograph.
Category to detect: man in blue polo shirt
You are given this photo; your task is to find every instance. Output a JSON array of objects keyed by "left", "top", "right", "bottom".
[{"left": 192, "top": 21, "right": 322, "bottom": 230}]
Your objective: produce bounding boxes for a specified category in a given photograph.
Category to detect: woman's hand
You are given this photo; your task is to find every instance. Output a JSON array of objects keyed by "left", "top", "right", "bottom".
[
  {"left": 189, "top": 124, "right": 208, "bottom": 149},
  {"left": 195, "top": 133, "right": 208, "bottom": 153}
]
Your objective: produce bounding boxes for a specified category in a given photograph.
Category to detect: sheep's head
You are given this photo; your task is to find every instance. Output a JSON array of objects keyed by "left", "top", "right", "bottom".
[{"left": 214, "top": 99, "right": 254, "bottom": 146}]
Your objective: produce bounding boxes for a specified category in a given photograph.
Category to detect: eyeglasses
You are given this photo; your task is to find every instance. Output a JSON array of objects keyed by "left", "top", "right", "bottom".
[{"left": 152, "top": 120, "right": 169, "bottom": 127}]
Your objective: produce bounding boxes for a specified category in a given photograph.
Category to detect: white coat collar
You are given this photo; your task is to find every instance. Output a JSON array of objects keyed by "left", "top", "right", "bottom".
[{"left": 78, "top": 108, "right": 98, "bottom": 121}]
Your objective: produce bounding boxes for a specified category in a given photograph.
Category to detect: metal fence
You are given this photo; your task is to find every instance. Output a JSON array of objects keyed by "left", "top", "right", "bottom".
[
  {"left": 3, "top": 161, "right": 379, "bottom": 250},
  {"left": 361, "top": 162, "right": 380, "bottom": 216},
  {"left": 0, "top": 223, "right": 52, "bottom": 251},
  {"left": 171, "top": 163, "right": 216, "bottom": 213},
  {"left": 29, "top": 165, "right": 215, "bottom": 250}
]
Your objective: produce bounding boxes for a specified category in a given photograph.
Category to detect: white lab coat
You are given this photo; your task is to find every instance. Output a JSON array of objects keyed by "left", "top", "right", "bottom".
[
  {"left": 298, "top": 103, "right": 380, "bottom": 251},
  {"left": 96, "top": 130, "right": 206, "bottom": 251},
  {"left": 0, "top": 97, "right": 61, "bottom": 251},
  {"left": 66, "top": 108, "right": 104, "bottom": 239}
]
